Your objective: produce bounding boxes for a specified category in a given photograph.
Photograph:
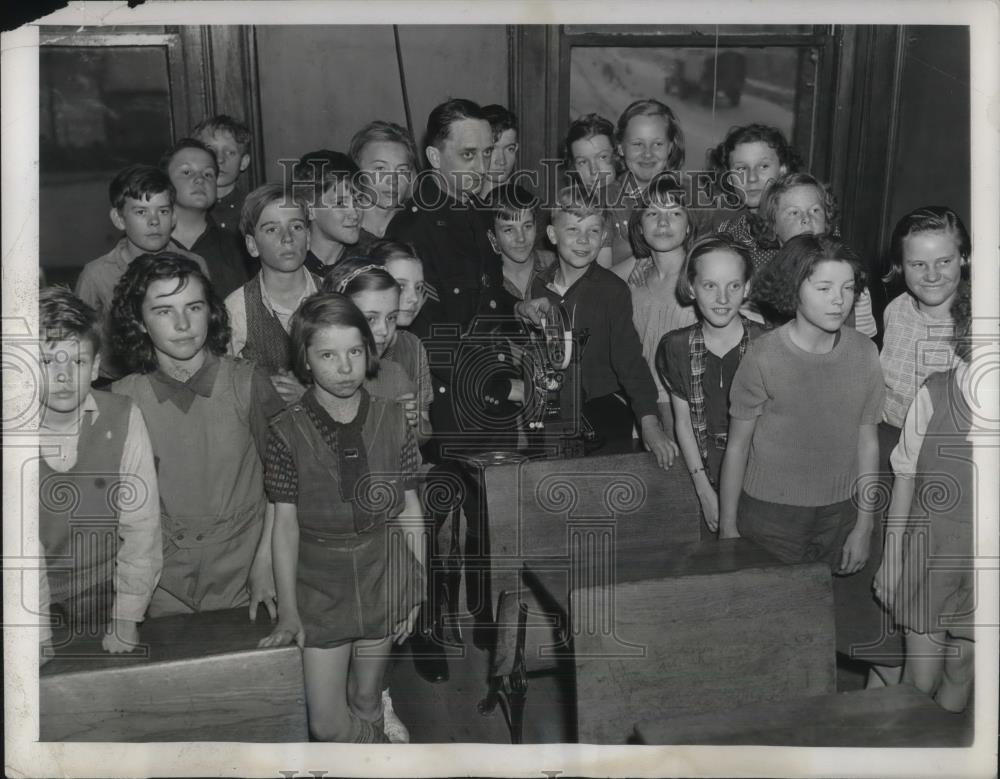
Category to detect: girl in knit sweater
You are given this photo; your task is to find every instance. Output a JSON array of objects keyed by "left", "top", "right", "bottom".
[{"left": 718, "top": 235, "right": 885, "bottom": 578}]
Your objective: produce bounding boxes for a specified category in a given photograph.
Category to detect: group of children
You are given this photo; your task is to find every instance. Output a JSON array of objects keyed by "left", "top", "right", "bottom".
[{"left": 37, "top": 97, "right": 976, "bottom": 749}]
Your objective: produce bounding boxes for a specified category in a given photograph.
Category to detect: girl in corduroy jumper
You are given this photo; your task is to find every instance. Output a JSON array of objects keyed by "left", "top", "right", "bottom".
[{"left": 718, "top": 234, "right": 885, "bottom": 578}]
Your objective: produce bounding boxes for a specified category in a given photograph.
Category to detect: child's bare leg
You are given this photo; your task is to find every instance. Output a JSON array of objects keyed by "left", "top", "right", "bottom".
[
  {"left": 349, "top": 637, "right": 394, "bottom": 723},
  {"left": 935, "top": 635, "right": 974, "bottom": 712},
  {"left": 901, "top": 630, "right": 946, "bottom": 697},
  {"left": 302, "top": 645, "right": 353, "bottom": 741}
]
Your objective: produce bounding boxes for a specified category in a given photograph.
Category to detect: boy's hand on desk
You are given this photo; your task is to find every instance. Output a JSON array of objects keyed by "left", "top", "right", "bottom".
[
  {"left": 391, "top": 604, "right": 422, "bottom": 645},
  {"left": 258, "top": 616, "right": 305, "bottom": 649},
  {"left": 272, "top": 371, "right": 306, "bottom": 404},
  {"left": 640, "top": 416, "right": 678, "bottom": 470},
  {"left": 102, "top": 619, "right": 139, "bottom": 653},
  {"left": 248, "top": 558, "right": 278, "bottom": 623}
]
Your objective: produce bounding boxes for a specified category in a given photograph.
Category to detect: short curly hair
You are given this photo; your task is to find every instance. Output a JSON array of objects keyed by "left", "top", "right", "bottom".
[
  {"left": 706, "top": 123, "right": 803, "bottom": 175},
  {"left": 109, "top": 252, "right": 230, "bottom": 374},
  {"left": 751, "top": 234, "right": 866, "bottom": 321},
  {"left": 562, "top": 112, "right": 622, "bottom": 186},
  {"left": 627, "top": 173, "right": 694, "bottom": 260},
  {"left": 753, "top": 172, "right": 839, "bottom": 249}
]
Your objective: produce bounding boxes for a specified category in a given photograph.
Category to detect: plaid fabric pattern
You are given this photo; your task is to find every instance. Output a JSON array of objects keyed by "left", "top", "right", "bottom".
[
  {"left": 264, "top": 430, "right": 298, "bottom": 504},
  {"left": 688, "top": 317, "right": 753, "bottom": 465},
  {"left": 880, "top": 293, "right": 958, "bottom": 427},
  {"left": 718, "top": 213, "right": 777, "bottom": 271}
]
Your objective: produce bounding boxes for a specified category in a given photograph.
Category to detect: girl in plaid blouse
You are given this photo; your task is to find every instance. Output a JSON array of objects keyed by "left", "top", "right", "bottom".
[
  {"left": 656, "top": 235, "right": 766, "bottom": 535},
  {"left": 259, "top": 293, "right": 425, "bottom": 743}
]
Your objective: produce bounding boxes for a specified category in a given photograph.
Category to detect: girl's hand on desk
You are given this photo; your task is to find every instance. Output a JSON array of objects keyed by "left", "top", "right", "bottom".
[
  {"left": 695, "top": 483, "right": 720, "bottom": 532},
  {"left": 391, "top": 604, "right": 422, "bottom": 645},
  {"left": 258, "top": 617, "right": 304, "bottom": 649}
]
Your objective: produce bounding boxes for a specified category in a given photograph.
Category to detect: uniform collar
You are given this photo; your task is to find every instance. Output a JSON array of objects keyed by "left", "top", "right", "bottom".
[{"left": 148, "top": 351, "right": 221, "bottom": 410}]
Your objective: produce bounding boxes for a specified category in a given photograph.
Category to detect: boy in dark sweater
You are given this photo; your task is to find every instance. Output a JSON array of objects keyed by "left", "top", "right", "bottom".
[{"left": 527, "top": 187, "right": 677, "bottom": 468}]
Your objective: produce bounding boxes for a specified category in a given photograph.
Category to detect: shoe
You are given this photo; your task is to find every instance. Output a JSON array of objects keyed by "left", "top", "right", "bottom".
[
  {"left": 381, "top": 689, "right": 410, "bottom": 743},
  {"left": 409, "top": 626, "right": 450, "bottom": 683}
]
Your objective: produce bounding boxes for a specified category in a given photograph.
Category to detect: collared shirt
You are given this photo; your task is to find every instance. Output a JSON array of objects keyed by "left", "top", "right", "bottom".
[
  {"left": 210, "top": 186, "right": 245, "bottom": 236},
  {"left": 880, "top": 292, "right": 959, "bottom": 427},
  {"left": 39, "top": 393, "right": 162, "bottom": 622},
  {"left": 224, "top": 268, "right": 318, "bottom": 358},
  {"left": 502, "top": 249, "right": 555, "bottom": 302},
  {"left": 170, "top": 216, "right": 249, "bottom": 300},
  {"left": 530, "top": 260, "right": 658, "bottom": 421},
  {"left": 147, "top": 350, "right": 224, "bottom": 413},
  {"left": 75, "top": 239, "right": 210, "bottom": 379}
]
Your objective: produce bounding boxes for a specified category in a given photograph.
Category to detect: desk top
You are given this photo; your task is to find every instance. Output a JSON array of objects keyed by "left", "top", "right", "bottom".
[
  {"left": 523, "top": 538, "right": 781, "bottom": 610},
  {"left": 41, "top": 607, "right": 281, "bottom": 676},
  {"left": 634, "top": 684, "right": 974, "bottom": 747}
]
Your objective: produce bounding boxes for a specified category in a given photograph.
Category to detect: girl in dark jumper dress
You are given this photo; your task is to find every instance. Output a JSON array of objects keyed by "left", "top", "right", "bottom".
[{"left": 259, "top": 293, "right": 425, "bottom": 743}]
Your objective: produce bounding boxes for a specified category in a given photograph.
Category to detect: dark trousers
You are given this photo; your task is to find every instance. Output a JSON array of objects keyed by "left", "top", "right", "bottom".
[{"left": 582, "top": 394, "right": 636, "bottom": 455}]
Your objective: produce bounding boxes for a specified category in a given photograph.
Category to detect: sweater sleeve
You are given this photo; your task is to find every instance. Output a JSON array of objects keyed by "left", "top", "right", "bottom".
[
  {"left": 609, "top": 283, "right": 658, "bottom": 420},
  {"left": 729, "top": 342, "right": 768, "bottom": 419}
]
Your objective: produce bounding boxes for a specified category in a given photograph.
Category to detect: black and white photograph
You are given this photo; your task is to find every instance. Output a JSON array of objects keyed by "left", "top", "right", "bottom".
[{"left": 3, "top": 1, "right": 998, "bottom": 777}]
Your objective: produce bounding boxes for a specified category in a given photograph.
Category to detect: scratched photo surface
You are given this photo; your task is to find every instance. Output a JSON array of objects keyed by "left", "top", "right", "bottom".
[{"left": 3, "top": 2, "right": 998, "bottom": 778}]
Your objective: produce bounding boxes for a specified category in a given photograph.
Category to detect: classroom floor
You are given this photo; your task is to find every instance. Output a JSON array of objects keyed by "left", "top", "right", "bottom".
[{"left": 387, "top": 612, "right": 870, "bottom": 744}]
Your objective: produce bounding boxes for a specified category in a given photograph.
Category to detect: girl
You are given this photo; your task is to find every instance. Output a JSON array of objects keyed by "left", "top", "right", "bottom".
[
  {"left": 109, "top": 253, "right": 285, "bottom": 618},
  {"left": 873, "top": 280, "right": 974, "bottom": 712},
  {"left": 613, "top": 175, "right": 698, "bottom": 433},
  {"left": 259, "top": 293, "right": 425, "bottom": 742},
  {"left": 753, "top": 172, "right": 877, "bottom": 336},
  {"left": 367, "top": 239, "right": 427, "bottom": 329},
  {"left": 349, "top": 121, "right": 418, "bottom": 243},
  {"left": 719, "top": 235, "right": 884, "bottom": 585},
  {"left": 562, "top": 113, "right": 620, "bottom": 269},
  {"left": 322, "top": 259, "right": 431, "bottom": 442},
  {"left": 606, "top": 99, "right": 686, "bottom": 265},
  {"left": 709, "top": 124, "right": 802, "bottom": 262},
  {"left": 655, "top": 235, "right": 766, "bottom": 535},
  {"left": 851, "top": 206, "right": 970, "bottom": 688}
]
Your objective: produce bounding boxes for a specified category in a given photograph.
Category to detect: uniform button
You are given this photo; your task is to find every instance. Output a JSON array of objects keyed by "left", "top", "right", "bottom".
[
  {"left": 411, "top": 205, "right": 418, "bottom": 213},
  {"left": 94, "top": 478, "right": 106, "bottom": 488},
  {"left": 498, "top": 353, "right": 506, "bottom": 362},
  {"left": 176, "top": 533, "right": 185, "bottom": 540},
  {"left": 438, "top": 386, "right": 446, "bottom": 394},
  {"left": 489, "top": 300, "right": 497, "bottom": 309},
  {"left": 453, "top": 287, "right": 460, "bottom": 295},
  {"left": 196, "top": 533, "right": 204, "bottom": 541}
]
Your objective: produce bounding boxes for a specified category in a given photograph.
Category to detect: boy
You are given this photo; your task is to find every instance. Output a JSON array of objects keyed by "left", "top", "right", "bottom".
[
  {"left": 193, "top": 115, "right": 253, "bottom": 236},
  {"left": 226, "top": 183, "right": 318, "bottom": 401},
  {"left": 293, "top": 150, "right": 362, "bottom": 277},
  {"left": 487, "top": 190, "right": 554, "bottom": 302},
  {"left": 161, "top": 137, "right": 250, "bottom": 299},
  {"left": 75, "top": 163, "right": 210, "bottom": 380},
  {"left": 38, "top": 287, "right": 162, "bottom": 653},
  {"left": 525, "top": 187, "right": 677, "bottom": 469}
]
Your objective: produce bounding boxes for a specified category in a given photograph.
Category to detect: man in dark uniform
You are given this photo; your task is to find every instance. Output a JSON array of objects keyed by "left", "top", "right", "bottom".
[{"left": 387, "top": 98, "right": 521, "bottom": 680}]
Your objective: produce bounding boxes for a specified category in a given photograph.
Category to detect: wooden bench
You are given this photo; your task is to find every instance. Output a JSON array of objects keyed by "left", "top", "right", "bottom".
[
  {"left": 634, "top": 683, "right": 974, "bottom": 747},
  {"left": 40, "top": 608, "right": 307, "bottom": 741},
  {"left": 524, "top": 539, "right": 837, "bottom": 744},
  {"left": 479, "top": 452, "right": 702, "bottom": 739}
]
